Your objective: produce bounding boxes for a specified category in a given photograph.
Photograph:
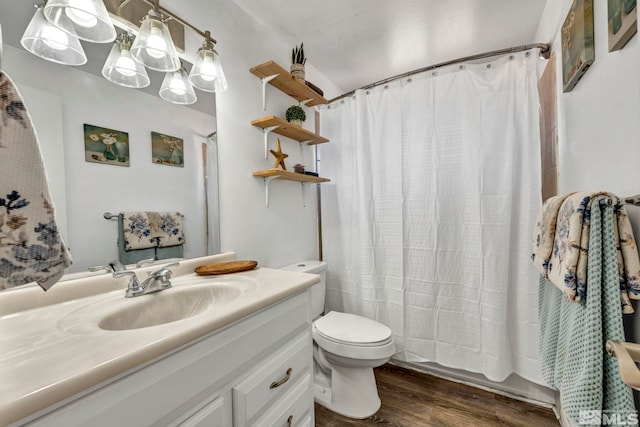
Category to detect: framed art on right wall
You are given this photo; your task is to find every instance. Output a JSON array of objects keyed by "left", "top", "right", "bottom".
[
  {"left": 608, "top": 0, "right": 637, "bottom": 51},
  {"left": 561, "top": 0, "right": 595, "bottom": 92}
]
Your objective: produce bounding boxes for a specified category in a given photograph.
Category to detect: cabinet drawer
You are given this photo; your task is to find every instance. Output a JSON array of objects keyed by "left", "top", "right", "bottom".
[
  {"left": 233, "top": 331, "right": 311, "bottom": 425},
  {"left": 252, "top": 373, "right": 312, "bottom": 427},
  {"left": 178, "top": 393, "right": 231, "bottom": 427}
]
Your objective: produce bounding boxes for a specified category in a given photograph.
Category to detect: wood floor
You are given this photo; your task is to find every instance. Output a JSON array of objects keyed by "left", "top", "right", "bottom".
[{"left": 314, "top": 364, "right": 559, "bottom": 426}]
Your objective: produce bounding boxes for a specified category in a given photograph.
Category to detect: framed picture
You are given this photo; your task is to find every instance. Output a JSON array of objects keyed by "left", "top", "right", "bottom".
[
  {"left": 608, "top": 0, "right": 637, "bottom": 51},
  {"left": 151, "top": 131, "right": 184, "bottom": 167},
  {"left": 83, "top": 124, "right": 130, "bottom": 166},
  {"left": 561, "top": 0, "right": 595, "bottom": 93}
]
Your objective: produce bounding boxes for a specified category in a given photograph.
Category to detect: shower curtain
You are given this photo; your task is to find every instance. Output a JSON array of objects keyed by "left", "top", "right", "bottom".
[{"left": 319, "top": 51, "right": 544, "bottom": 384}]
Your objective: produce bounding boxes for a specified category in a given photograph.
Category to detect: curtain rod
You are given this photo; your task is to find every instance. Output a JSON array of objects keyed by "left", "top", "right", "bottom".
[{"left": 327, "top": 42, "right": 550, "bottom": 104}]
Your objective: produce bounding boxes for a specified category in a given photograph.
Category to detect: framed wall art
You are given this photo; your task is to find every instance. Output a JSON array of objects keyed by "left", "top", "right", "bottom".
[
  {"left": 561, "top": 0, "right": 595, "bottom": 93},
  {"left": 608, "top": 0, "right": 637, "bottom": 51},
  {"left": 151, "top": 131, "right": 184, "bottom": 167},
  {"left": 83, "top": 124, "right": 130, "bottom": 166}
]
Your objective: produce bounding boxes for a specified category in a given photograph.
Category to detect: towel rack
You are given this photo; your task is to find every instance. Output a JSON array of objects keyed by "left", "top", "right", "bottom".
[
  {"left": 622, "top": 195, "right": 640, "bottom": 206},
  {"left": 103, "top": 212, "right": 123, "bottom": 220},
  {"left": 600, "top": 194, "right": 640, "bottom": 206}
]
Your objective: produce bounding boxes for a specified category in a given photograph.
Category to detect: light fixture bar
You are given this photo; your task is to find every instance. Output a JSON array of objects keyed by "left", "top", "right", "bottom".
[{"left": 138, "top": 0, "right": 216, "bottom": 43}]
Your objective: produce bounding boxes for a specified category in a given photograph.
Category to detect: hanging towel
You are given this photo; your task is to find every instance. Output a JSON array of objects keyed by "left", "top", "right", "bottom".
[
  {"left": 538, "top": 196, "right": 635, "bottom": 424},
  {"left": 531, "top": 194, "right": 571, "bottom": 277},
  {"left": 122, "top": 211, "right": 184, "bottom": 250},
  {"left": 615, "top": 205, "right": 640, "bottom": 302},
  {"left": 546, "top": 192, "right": 594, "bottom": 300},
  {"left": 534, "top": 191, "right": 639, "bottom": 313},
  {"left": 0, "top": 71, "right": 72, "bottom": 290}
]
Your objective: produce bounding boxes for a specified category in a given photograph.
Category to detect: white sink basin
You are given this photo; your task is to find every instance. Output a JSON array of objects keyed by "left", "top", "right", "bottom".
[
  {"left": 58, "top": 276, "right": 258, "bottom": 333},
  {"left": 99, "top": 283, "right": 243, "bottom": 330}
]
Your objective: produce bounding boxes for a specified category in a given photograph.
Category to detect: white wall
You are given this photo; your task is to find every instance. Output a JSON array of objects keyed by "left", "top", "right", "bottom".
[
  {"left": 164, "top": 0, "right": 342, "bottom": 268},
  {"left": 536, "top": 1, "right": 640, "bottom": 196},
  {"left": 3, "top": 45, "right": 214, "bottom": 272}
]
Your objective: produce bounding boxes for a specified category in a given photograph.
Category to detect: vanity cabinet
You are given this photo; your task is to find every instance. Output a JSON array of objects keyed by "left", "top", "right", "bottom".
[{"left": 17, "top": 291, "right": 314, "bottom": 427}]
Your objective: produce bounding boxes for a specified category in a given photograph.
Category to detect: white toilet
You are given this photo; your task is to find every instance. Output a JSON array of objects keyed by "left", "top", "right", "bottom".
[{"left": 281, "top": 260, "right": 395, "bottom": 419}]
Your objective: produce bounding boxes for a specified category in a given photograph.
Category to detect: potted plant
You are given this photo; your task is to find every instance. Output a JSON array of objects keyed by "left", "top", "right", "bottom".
[
  {"left": 291, "top": 43, "right": 306, "bottom": 82},
  {"left": 286, "top": 105, "right": 306, "bottom": 127}
]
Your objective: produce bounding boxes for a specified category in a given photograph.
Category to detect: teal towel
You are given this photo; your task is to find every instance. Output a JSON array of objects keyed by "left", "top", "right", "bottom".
[{"left": 538, "top": 196, "right": 635, "bottom": 424}]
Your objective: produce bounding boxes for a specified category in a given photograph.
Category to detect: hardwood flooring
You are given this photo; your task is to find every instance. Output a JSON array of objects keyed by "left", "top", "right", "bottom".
[{"left": 314, "top": 364, "right": 559, "bottom": 426}]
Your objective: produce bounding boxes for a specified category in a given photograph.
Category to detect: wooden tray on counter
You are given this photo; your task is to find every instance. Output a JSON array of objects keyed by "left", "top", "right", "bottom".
[{"left": 194, "top": 260, "right": 258, "bottom": 276}]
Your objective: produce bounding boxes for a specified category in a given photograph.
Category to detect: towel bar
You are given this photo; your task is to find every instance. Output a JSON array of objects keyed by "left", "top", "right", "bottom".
[
  {"left": 606, "top": 340, "right": 640, "bottom": 390},
  {"left": 103, "top": 212, "right": 122, "bottom": 220}
]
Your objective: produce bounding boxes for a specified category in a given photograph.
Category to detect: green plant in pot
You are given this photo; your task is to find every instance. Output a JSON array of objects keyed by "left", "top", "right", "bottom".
[
  {"left": 286, "top": 105, "right": 306, "bottom": 127},
  {"left": 291, "top": 43, "right": 306, "bottom": 82}
]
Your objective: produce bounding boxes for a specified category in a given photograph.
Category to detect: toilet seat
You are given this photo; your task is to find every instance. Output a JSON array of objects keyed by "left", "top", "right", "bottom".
[{"left": 313, "top": 311, "right": 395, "bottom": 360}]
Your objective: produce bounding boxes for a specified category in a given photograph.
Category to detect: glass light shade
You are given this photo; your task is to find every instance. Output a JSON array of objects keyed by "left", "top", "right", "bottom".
[
  {"left": 21, "top": 6, "right": 87, "bottom": 66},
  {"left": 160, "top": 66, "right": 197, "bottom": 105},
  {"left": 43, "top": 0, "right": 116, "bottom": 43},
  {"left": 130, "top": 14, "right": 180, "bottom": 72},
  {"left": 102, "top": 36, "right": 150, "bottom": 88},
  {"left": 188, "top": 46, "right": 228, "bottom": 92}
]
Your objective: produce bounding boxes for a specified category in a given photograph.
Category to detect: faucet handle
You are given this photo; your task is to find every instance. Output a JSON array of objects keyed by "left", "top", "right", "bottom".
[
  {"left": 161, "top": 261, "right": 180, "bottom": 270},
  {"left": 89, "top": 265, "right": 112, "bottom": 273},
  {"left": 146, "top": 262, "right": 179, "bottom": 290},
  {"left": 136, "top": 258, "right": 156, "bottom": 268},
  {"left": 113, "top": 270, "right": 144, "bottom": 298}
]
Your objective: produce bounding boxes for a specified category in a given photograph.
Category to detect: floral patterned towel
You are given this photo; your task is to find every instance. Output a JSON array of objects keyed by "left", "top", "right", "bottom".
[
  {"left": 615, "top": 206, "right": 640, "bottom": 303},
  {"left": 531, "top": 194, "right": 571, "bottom": 277},
  {"left": 122, "top": 211, "right": 184, "bottom": 250},
  {"left": 0, "top": 71, "right": 72, "bottom": 290},
  {"left": 540, "top": 191, "right": 639, "bottom": 314},
  {"left": 546, "top": 192, "right": 594, "bottom": 301}
]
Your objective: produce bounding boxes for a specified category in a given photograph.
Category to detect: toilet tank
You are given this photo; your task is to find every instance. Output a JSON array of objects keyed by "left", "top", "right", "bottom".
[{"left": 280, "top": 260, "right": 326, "bottom": 318}]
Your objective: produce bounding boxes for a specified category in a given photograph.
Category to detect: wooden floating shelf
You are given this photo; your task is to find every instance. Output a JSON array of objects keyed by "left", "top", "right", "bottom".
[
  {"left": 251, "top": 116, "right": 329, "bottom": 145},
  {"left": 250, "top": 61, "right": 328, "bottom": 107},
  {"left": 253, "top": 169, "right": 331, "bottom": 183}
]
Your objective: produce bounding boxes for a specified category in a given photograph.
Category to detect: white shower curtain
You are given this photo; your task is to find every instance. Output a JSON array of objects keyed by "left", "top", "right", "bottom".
[{"left": 319, "top": 51, "right": 544, "bottom": 384}]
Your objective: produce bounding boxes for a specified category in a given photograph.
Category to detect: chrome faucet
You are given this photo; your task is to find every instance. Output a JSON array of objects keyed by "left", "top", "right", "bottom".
[
  {"left": 135, "top": 258, "right": 156, "bottom": 268},
  {"left": 89, "top": 260, "right": 126, "bottom": 273},
  {"left": 109, "top": 260, "right": 126, "bottom": 272},
  {"left": 113, "top": 262, "right": 179, "bottom": 298}
]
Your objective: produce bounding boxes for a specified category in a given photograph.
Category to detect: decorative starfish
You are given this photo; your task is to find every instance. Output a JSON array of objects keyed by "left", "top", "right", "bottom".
[{"left": 269, "top": 139, "right": 288, "bottom": 170}]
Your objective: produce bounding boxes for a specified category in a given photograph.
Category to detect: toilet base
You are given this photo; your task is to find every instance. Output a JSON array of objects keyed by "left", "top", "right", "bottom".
[{"left": 313, "top": 364, "right": 382, "bottom": 419}]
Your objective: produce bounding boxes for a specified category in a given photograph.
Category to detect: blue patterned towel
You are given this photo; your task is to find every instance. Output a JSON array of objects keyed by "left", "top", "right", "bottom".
[
  {"left": 538, "top": 196, "right": 635, "bottom": 424},
  {"left": 531, "top": 194, "right": 571, "bottom": 277},
  {"left": 0, "top": 72, "right": 72, "bottom": 290},
  {"left": 537, "top": 191, "right": 639, "bottom": 313},
  {"left": 546, "top": 192, "right": 595, "bottom": 301},
  {"left": 122, "top": 211, "right": 185, "bottom": 250}
]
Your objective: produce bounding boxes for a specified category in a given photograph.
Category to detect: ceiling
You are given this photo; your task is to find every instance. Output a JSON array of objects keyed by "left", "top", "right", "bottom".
[
  {"left": 231, "top": 0, "right": 549, "bottom": 95},
  {"left": 0, "top": 1, "right": 549, "bottom": 99}
]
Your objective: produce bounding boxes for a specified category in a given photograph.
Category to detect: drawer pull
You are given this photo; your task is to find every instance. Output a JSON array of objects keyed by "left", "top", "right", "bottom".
[
  {"left": 270, "top": 368, "right": 292, "bottom": 389},
  {"left": 287, "top": 415, "right": 293, "bottom": 427}
]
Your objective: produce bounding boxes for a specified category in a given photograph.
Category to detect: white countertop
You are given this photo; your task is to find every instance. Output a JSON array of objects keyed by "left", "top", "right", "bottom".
[{"left": 0, "top": 254, "right": 320, "bottom": 426}]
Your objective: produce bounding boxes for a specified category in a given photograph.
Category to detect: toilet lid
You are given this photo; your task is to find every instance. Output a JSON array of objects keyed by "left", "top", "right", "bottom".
[{"left": 314, "top": 311, "right": 392, "bottom": 345}]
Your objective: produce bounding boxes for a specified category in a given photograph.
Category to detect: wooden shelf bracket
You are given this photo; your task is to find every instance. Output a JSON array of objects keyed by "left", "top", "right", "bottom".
[{"left": 261, "top": 74, "right": 279, "bottom": 111}]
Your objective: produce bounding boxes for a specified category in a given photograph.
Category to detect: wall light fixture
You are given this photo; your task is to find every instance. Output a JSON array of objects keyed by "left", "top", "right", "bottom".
[
  {"left": 102, "top": 32, "right": 150, "bottom": 88},
  {"left": 21, "top": 4, "right": 87, "bottom": 66},
  {"left": 20, "top": 0, "right": 226, "bottom": 106}
]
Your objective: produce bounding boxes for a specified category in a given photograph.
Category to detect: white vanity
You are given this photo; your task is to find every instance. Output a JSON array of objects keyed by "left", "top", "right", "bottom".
[{"left": 0, "top": 253, "right": 319, "bottom": 426}]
